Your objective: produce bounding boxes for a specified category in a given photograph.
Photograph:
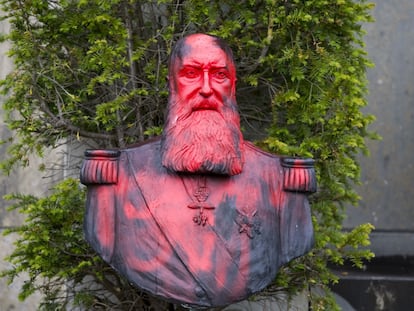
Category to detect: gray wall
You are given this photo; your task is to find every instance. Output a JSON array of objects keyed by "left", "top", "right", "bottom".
[
  {"left": 344, "top": 0, "right": 414, "bottom": 257},
  {"left": 0, "top": 15, "right": 68, "bottom": 310},
  {"left": 0, "top": 16, "right": 43, "bottom": 311}
]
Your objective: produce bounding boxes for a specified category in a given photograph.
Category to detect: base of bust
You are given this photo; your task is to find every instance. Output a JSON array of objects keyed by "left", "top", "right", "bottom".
[{"left": 221, "top": 291, "right": 308, "bottom": 311}]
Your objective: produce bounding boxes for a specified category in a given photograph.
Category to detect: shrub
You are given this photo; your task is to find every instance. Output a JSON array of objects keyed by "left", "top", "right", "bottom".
[{"left": 1, "top": 0, "right": 377, "bottom": 309}]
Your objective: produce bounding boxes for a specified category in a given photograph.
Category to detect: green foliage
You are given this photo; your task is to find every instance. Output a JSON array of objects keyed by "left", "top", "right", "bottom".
[
  {"left": 0, "top": 0, "right": 377, "bottom": 310},
  {"left": 1, "top": 178, "right": 176, "bottom": 310},
  {"left": 2, "top": 180, "right": 88, "bottom": 302}
]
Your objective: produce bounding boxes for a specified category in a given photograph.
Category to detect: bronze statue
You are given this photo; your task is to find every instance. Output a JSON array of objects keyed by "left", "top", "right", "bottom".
[{"left": 80, "top": 33, "right": 316, "bottom": 308}]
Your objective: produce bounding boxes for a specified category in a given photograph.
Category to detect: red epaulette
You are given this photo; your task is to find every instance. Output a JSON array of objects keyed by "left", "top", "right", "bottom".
[
  {"left": 80, "top": 149, "right": 120, "bottom": 185},
  {"left": 281, "top": 157, "right": 317, "bottom": 193}
]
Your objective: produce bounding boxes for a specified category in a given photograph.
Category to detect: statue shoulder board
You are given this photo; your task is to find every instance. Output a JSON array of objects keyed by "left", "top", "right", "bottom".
[
  {"left": 281, "top": 157, "right": 317, "bottom": 193},
  {"left": 80, "top": 149, "right": 121, "bottom": 185}
]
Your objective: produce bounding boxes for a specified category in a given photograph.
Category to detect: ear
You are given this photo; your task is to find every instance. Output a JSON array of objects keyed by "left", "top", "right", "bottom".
[
  {"left": 167, "top": 74, "right": 177, "bottom": 95},
  {"left": 231, "top": 78, "right": 237, "bottom": 97}
]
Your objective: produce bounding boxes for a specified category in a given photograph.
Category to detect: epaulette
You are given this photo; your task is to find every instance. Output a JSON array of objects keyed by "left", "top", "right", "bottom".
[
  {"left": 281, "top": 158, "right": 317, "bottom": 193},
  {"left": 80, "top": 149, "right": 120, "bottom": 185}
]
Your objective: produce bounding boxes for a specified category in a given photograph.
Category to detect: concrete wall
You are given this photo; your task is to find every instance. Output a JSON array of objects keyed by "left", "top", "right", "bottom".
[
  {"left": 0, "top": 15, "right": 66, "bottom": 311},
  {"left": 0, "top": 16, "right": 57, "bottom": 311},
  {"left": 332, "top": 2, "right": 414, "bottom": 310},
  {"left": 344, "top": 0, "right": 414, "bottom": 257}
]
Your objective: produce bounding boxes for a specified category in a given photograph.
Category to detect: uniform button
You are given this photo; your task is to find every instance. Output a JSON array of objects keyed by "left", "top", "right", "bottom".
[{"left": 195, "top": 286, "right": 205, "bottom": 298}]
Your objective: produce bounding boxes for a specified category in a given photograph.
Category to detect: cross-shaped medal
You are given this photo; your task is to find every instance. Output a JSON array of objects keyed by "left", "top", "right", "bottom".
[
  {"left": 187, "top": 177, "right": 215, "bottom": 226},
  {"left": 236, "top": 209, "right": 261, "bottom": 239}
]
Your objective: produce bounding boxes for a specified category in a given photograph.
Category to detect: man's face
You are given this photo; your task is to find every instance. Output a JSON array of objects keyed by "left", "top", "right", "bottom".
[
  {"left": 172, "top": 35, "right": 236, "bottom": 113},
  {"left": 162, "top": 34, "right": 244, "bottom": 176}
]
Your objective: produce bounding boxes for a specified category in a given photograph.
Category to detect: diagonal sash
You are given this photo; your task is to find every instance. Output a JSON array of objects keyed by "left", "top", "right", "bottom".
[{"left": 125, "top": 147, "right": 249, "bottom": 306}]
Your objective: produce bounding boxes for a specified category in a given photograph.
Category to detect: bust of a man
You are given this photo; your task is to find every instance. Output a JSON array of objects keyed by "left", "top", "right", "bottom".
[{"left": 80, "top": 33, "right": 316, "bottom": 308}]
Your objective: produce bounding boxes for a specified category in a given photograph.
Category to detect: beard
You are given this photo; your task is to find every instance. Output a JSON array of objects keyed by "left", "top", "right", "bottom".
[{"left": 161, "top": 96, "right": 244, "bottom": 176}]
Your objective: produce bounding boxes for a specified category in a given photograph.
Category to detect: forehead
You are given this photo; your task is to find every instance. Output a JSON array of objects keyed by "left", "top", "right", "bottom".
[{"left": 180, "top": 35, "right": 229, "bottom": 67}]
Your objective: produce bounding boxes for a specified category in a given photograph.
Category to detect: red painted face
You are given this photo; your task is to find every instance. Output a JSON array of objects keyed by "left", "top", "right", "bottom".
[
  {"left": 172, "top": 35, "right": 236, "bottom": 112},
  {"left": 162, "top": 34, "right": 244, "bottom": 176}
]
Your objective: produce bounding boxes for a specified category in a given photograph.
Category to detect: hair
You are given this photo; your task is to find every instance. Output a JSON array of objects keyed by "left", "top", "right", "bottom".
[{"left": 168, "top": 33, "right": 236, "bottom": 76}]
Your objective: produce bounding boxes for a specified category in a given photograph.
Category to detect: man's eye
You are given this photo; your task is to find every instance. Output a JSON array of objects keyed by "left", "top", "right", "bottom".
[
  {"left": 184, "top": 70, "right": 199, "bottom": 78},
  {"left": 213, "top": 71, "right": 228, "bottom": 80}
]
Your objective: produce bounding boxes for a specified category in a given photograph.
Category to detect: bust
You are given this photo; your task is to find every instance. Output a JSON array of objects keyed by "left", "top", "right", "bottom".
[{"left": 80, "top": 33, "right": 316, "bottom": 308}]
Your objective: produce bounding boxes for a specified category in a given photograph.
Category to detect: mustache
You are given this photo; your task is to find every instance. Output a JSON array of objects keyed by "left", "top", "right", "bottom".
[
  {"left": 191, "top": 98, "right": 219, "bottom": 111},
  {"left": 173, "top": 97, "right": 224, "bottom": 122}
]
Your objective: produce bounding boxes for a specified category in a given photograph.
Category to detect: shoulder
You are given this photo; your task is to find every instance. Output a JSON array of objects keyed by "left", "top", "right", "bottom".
[
  {"left": 243, "top": 141, "right": 280, "bottom": 163},
  {"left": 281, "top": 157, "right": 317, "bottom": 193},
  {"left": 124, "top": 136, "right": 161, "bottom": 157},
  {"left": 80, "top": 149, "right": 121, "bottom": 185},
  {"left": 80, "top": 137, "right": 161, "bottom": 185},
  {"left": 242, "top": 141, "right": 317, "bottom": 193}
]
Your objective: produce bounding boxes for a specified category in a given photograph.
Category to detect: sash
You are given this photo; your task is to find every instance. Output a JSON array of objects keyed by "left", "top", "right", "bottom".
[{"left": 125, "top": 147, "right": 249, "bottom": 306}]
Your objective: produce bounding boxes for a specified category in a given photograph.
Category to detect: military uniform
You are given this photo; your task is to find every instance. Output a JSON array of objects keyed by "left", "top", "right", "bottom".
[{"left": 80, "top": 138, "right": 316, "bottom": 308}]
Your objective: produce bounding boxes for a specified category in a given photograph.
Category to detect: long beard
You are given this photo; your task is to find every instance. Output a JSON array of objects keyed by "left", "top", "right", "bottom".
[{"left": 161, "top": 97, "right": 244, "bottom": 176}]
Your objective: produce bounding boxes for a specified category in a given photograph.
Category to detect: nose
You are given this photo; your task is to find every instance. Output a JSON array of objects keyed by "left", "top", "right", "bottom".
[{"left": 199, "top": 70, "right": 213, "bottom": 97}]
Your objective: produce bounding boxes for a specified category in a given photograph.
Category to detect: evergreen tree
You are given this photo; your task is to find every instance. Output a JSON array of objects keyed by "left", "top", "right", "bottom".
[{"left": 1, "top": 0, "right": 377, "bottom": 309}]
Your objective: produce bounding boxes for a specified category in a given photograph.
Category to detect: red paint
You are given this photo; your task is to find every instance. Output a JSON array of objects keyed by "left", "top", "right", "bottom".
[
  {"left": 81, "top": 141, "right": 316, "bottom": 307},
  {"left": 80, "top": 34, "right": 316, "bottom": 308},
  {"left": 173, "top": 34, "right": 236, "bottom": 111},
  {"left": 162, "top": 34, "right": 243, "bottom": 176}
]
